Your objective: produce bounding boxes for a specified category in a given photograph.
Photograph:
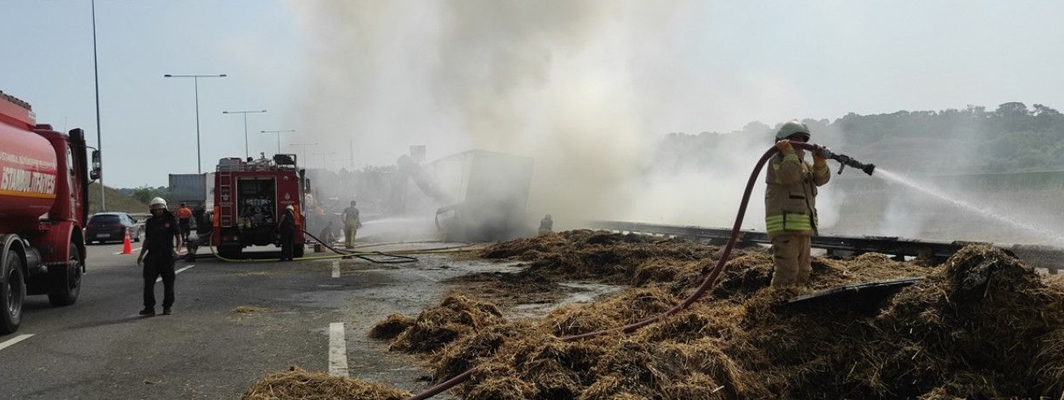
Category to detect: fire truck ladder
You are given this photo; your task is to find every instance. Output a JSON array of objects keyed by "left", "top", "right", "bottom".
[{"left": 218, "top": 172, "right": 234, "bottom": 227}]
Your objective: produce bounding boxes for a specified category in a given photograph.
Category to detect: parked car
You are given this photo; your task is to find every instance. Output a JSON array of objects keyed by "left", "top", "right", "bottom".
[{"left": 85, "top": 212, "right": 144, "bottom": 244}]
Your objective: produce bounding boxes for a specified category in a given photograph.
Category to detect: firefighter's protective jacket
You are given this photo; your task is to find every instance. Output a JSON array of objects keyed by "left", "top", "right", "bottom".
[{"left": 765, "top": 150, "right": 830, "bottom": 239}]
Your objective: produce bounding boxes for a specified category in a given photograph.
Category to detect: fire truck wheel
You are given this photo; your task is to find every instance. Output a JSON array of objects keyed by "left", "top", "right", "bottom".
[
  {"left": 294, "top": 244, "right": 305, "bottom": 259},
  {"left": 48, "top": 242, "right": 82, "bottom": 307},
  {"left": 1, "top": 249, "right": 26, "bottom": 334}
]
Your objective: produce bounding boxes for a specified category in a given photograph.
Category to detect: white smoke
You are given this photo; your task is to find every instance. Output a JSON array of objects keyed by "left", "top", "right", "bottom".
[{"left": 286, "top": 1, "right": 812, "bottom": 231}]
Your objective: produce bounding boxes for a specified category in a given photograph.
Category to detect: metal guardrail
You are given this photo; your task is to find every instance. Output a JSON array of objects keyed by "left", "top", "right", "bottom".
[{"left": 588, "top": 220, "right": 1063, "bottom": 274}]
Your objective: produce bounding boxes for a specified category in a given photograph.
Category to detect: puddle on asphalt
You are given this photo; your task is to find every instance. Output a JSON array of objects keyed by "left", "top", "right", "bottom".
[{"left": 510, "top": 281, "right": 624, "bottom": 319}]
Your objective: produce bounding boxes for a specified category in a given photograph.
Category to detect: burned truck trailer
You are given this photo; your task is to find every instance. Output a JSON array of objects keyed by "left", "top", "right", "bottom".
[
  {"left": 211, "top": 155, "right": 306, "bottom": 259},
  {"left": 431, "top": 150, "right": 534, "bottom": 241}
]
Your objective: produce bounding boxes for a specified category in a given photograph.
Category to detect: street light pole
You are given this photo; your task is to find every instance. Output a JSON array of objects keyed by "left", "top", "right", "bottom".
[
  {"left": 222, "top": 110, "right": 267, "bottom": 159},
  {"left": 164, "top": 74, "right": 227, "bottom": 173},
  {"left": 90, "top": 0, "right": 106, "bottom": 211},
  {"left": 261, "top": 130, "right": 296, "bottom": 155}
]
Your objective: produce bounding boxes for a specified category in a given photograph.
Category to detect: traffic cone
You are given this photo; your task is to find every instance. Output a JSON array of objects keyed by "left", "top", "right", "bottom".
[{"left": 122, "top": 230, "right": 134, "bottom": 255}]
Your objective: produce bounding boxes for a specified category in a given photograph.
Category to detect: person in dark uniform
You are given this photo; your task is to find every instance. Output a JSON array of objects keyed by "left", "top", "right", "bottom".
[
  {"left": 278, "top": 205, "right": 297, "bottom": 261},
  {"left": 136, "top": 197, "right": 183, "bottom": 316}
]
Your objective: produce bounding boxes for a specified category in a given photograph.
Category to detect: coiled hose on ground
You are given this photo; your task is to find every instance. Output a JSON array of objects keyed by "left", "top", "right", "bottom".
[{"left": 406, "top": 143, "right": 813, "bottom": 400}]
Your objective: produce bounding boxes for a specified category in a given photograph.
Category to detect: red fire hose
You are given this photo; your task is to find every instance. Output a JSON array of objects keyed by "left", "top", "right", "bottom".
[{"left": 406, "top": 143, "right": 820, "bottom": 400}]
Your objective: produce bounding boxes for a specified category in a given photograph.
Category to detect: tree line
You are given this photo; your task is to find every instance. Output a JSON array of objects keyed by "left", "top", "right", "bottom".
[{"left": 657, "top": 102, "right": 1064, "bottom": 175}]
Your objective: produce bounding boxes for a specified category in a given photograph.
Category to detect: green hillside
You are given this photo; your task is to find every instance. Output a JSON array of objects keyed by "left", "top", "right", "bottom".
[{"left": 87, "top": 182, "right": 148, "bottom": 214}]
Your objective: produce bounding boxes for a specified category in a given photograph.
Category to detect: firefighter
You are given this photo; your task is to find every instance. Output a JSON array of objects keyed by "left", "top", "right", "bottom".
[
  {"left": 765, "top": 120, "right": 830, "bottom": 288},
  {"left": 539, "top": 214, "right": 553, "bottom": 235},
  {"left": 177, "top": 202, "right": 193, "bottom": 240},
  {"left": 278, "top": 205, "right": 297, "bottom": 261},
  {"left": 137, "top": 197, "right": 183, "bottom": 316},
  {"left": 318, "top": 220, "right": 338, "bottom": 246},
  {"left": 342, "top": 201, "right": 361, "bottom": 249}
]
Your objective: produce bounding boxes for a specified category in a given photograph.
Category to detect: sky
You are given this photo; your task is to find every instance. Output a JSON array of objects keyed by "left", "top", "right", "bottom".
[{"left": 3, "top": 0, "right": 1064, "bottom": 190}]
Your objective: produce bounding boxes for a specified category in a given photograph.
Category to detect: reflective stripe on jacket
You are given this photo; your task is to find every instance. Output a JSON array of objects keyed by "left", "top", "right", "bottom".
[{"left": 764, "top": 151, "right": 830, "bottom": 239}]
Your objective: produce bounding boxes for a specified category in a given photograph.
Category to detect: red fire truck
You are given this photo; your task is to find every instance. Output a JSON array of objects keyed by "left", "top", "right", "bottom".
[
  {"left": 210, "top": 154, "right": 306, "bottom": 259},
  {"left": 0, "top": 91, "right": 99, "bottom": 334}
]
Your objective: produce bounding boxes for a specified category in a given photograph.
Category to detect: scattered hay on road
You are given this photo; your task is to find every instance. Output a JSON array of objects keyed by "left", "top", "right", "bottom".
[
  {"left": 232, "top": 306, "right": 271, "bottom": 314},
  {"left": 241, "top": 366, "right": 410, "bottom": 400},
  {"left": 246, "top": 231, "right": 1064, "bottom": 399},
  {"left": 376, "top": 241, "right": 1064, "bottom": 399},
  {"left": 368, "top": 314, "right": 416, "bottom": 340}
]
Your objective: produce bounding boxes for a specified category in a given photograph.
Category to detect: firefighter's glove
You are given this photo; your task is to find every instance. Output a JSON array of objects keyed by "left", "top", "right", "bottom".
[
  {"left": 775, "top": 139, "right": 796, "bottom": 155},
  {"left": 812, "top": 145, "right": 828, "bottom": 167}
]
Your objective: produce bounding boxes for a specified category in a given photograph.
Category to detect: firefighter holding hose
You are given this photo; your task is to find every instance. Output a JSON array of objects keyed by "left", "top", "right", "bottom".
[{"left": 765, "top": 120, "right": 831, "bottom": 288}]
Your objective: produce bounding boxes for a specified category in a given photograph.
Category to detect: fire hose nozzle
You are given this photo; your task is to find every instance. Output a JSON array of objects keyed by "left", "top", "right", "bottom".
[{"left": 816, "top": 147, "right": 876, "bottom": 176}]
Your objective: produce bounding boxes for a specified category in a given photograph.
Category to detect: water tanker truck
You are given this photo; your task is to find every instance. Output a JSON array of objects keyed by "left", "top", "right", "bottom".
[{"left": 0, "top": 91, "right": 99, "bottom": 334}]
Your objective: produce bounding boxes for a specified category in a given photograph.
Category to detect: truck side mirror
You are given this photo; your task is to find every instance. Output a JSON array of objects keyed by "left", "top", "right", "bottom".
[{"left": 90, "top": 150, "right": 102, "bottom": 181}]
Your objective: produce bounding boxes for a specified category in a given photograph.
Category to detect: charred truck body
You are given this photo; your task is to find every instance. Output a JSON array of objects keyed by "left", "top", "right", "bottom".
[
  {"left": 211, "top": 154, "right": 306, "bottom": 259},
  {"left": 0, "top": 91, "right": 98, "bottom": 334},
  {"left": 431, "top": 150, "right": 534, "bottom": 241},
  {"left": 168, "top": 172, "right": 214, "bottom": 234}
]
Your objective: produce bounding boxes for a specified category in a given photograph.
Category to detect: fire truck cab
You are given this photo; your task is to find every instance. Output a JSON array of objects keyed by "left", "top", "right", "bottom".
[{"left": 211, "top": 154, "right": 306, "bottom": 259}]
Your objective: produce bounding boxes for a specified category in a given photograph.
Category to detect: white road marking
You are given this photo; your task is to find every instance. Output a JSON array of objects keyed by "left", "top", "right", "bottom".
[
  {"left": 114, "top": 247, "right": 142, "bottom": 255},
  {"left": 328, "top": 323, "right": 349, "bottom": 377},
  {"left": 332, "top": 261, "right": 340, "bottom": 278},
  {"left": 0, "top": 334, "right": 34, "bottom": 352},
  {"left": 157, "top": 264, "right": 196, "bottom": 283}
]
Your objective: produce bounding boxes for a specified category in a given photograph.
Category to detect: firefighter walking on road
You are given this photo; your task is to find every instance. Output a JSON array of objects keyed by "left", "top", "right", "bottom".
[
  {"left": 765, "top": 121, "right": 831, "bottom": 288},
  {"left": 177, "top": 202, "right": 193, "bottom": 241},
  {"left": 342, "top": 201, "right": 361, "bottom": 249},
  {"left": 137, "top": 197, "right": 183, "bottom": 316},
  {"left": 278, "top": 205, "right": 296, "bottom": 261}
]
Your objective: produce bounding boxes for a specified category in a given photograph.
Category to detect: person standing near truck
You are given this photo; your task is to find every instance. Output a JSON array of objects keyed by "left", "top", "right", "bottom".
[
  {"left": 176, "top": 202, "right": 193, "bottom": 240},
  {"left": 137, "top": 197, "right": 183, "bottom": 316},
  {"left": 342, "top": 201, "right": 361, "bottom": 249},
  {"left": 277, "top": 205, "right": 297, "bottom": 261}
]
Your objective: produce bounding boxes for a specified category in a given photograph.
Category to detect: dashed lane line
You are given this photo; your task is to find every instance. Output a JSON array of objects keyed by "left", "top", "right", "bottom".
[
  {"left": 0, "top": 334, "right": 34, "bottom": 352},
  {"left": 332, "top": 261, "right": 340, "bottom": 278},
  {"left": 157, "top": 264, "right": 196, "bottom": 283},
  {"left": 328, "top": 323, "right": 349, "bottom": 377}
]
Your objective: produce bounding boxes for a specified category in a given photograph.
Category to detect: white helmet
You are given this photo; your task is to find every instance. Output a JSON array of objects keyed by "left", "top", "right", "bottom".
[
  {"left": 149, "top": 197, "right": 168, "bottom": 208},
  {"left": 776, "top": 120, "right": 811, "bottom": 141}
]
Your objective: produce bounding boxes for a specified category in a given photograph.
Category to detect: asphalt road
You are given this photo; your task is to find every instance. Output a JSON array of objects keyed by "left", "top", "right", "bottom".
[{"left": 0, "top": 241, "right": 491, "bottom": 400}]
